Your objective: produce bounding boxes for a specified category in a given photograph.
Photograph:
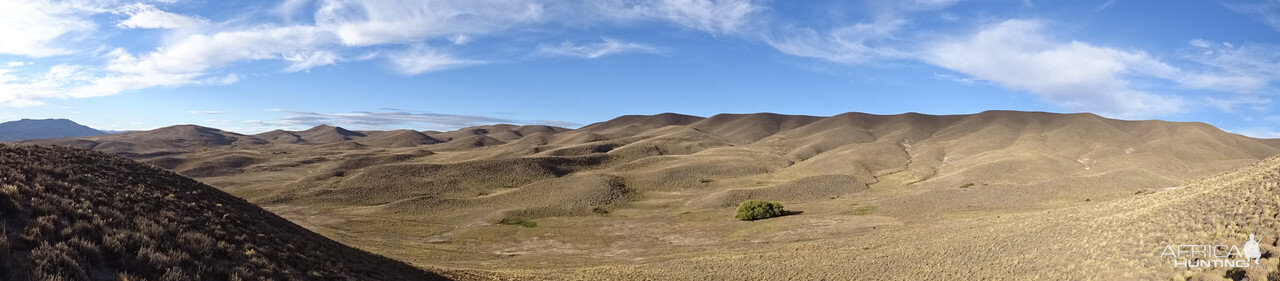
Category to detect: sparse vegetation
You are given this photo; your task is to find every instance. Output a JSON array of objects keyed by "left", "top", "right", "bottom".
[
  {"left": 735, "top": 200, "right": 785, "bottom": 221},
  {"left": 0, "top": 144, "right": 444, "bottom": 280},
  {"left": 1134, "top": 190, "right": 1143, "bottom": 195},
  {"left": 16, "top": 112, "right": 1280, "bottom": 280},
  {"left": 848, "top": 205, "right": 878, "bottom": 215},
  {"left": 499, "top": 218, "right": 538, "bottom": 228}
]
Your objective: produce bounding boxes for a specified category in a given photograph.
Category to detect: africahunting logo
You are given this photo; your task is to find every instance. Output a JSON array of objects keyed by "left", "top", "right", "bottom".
[{"left": 1161, "top": 233, "right": 1262, "bottom": 268}]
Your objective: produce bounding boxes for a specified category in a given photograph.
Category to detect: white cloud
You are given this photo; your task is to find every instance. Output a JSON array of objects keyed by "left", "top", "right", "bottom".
[
  {"left": 1190, "top": 39, "right": 1211, "bottom": 48},
  {"left": 201, "top": 73, "right": 241, "bottom": 86},
  {"left": 275, "top": 0, "right": 312, "bottom": 21},
  {"left": 70, "top": 26, "right": 335, "bottom": 97},
  {"left": 767, "top": 20, "right": 908, "bottom": 64},
  {"left": 0, "top": 0, "right": 774, "bottom": 106},
  {"left": 0, "top": 0, "right": 100, "bottom": 57},
  {"left": 112, "top": 26, "right": 335, "bottom": 75},
  {"left": 922, "top": 19, "right": 1249, "bottom": 118},
  {"left": 389, "top": 45, "right": 485, "bottom": 75},
  {"left": 450, "top": 34, "right": 473, "bottom": 45},
  {"left": 0, "top": 64, "right": 96, "bottom": 106},
  {"left": 282, "top": 51, "right": 339, "bottom": 72},
  {"left": 0, "top": 25, "right": 336, "bottom": 105},
  {"left": 6, "top": 62, "right": 24, "bottom": 67},
  {"left": 537, "top": 38, "right": 662, "bottom": 58},
  {"left": 1222, "top": 0, "right": 1280, "bottom": 32},
  {"left": 314, "top": 0, "right": 544, "bottom": 46},
  {"left": 259, "top": 109, "right": 580, "bottom": 131},
  {"left": 115, "top": 3, "right": 209, "bottom": 29},
  {"left": 189, "top": 110, "right": 228, "bottom": 114},
  {"left": 594, "top": 0, "right": 762, "bottom": 34},
  {"left": 646, "top": 0, "right": 761, "bottom": 34},
  {"left": 1182, "top": 40, "right": 1280, "bottom": 93}
]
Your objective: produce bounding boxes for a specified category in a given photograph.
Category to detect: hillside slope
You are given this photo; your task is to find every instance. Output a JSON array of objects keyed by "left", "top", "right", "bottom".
[
  {"left": 529, "top": 151, "right": 1280, "bottom": 280},
  {"left": 17, "top": 111, "right": 1280, "bottom": 278},
  {"left": 0, "top": 144, "right": 448, "bottom": 280}
]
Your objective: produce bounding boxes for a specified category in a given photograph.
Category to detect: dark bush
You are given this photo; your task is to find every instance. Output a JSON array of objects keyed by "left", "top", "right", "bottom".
[
  {"left": 735, "top": 200, "right": 785, "bottom": 221},
  {"left": 498, "top": 218, "right": 538, "bottom": 228}
]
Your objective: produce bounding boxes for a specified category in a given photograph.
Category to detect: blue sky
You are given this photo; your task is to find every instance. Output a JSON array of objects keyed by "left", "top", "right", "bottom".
[{"left": 1, "top": 0, "right": 1280, "bottom": 136}]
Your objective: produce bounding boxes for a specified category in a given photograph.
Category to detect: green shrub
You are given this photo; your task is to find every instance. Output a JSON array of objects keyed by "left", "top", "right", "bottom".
[
  {"left": 498, "top": 218, "right": 537, "bottom": 228},
  {"left": 848, "top": 205, "right": 877, "bottom": 215},
  {"left": 735, "top": 200, "right": 785, "bottom": 221},
  {"left": 959, "top": 183, "right": 974, "bottom": 189}
]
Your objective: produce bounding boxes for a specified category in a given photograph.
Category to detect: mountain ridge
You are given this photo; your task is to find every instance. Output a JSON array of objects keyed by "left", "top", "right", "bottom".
[{"left": 0, "top": 118, "right": 106, "bottom": 142}]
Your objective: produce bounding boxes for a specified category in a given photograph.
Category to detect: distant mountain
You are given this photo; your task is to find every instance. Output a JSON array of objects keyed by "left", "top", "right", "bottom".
[{"left": 0, "top": 118, "right": 105, "bottom": 142}]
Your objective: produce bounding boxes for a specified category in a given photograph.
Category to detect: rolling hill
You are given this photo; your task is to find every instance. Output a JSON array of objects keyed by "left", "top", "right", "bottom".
[
  {"left": 18, "top": 110, "right": 1280, "bottom": 279},
  {"left": 0, "top": 119, "right": 105, "bottom": 142},
  {"left": 531, "top": 147, "right": 1280, "bottom": 280},
  {"left": 0, "top": 144, "right": 449, "bottom": 280}
]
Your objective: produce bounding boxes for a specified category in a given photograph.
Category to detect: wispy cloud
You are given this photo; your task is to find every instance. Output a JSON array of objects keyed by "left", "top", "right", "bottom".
[
  {"left": 315, "top": 0, "right": 545, "bottom": 46},
  {"left": 189, "top": 110, "right": 228, "bottom": 114},
  {"left": 1221, "top": 0, "right": 1280, "bottom": 32},
  {"left": 2, "top": 0, "right": 1271, "bottom": 121},
  {"left": 0, "top": 0, "right": 771, "bottom": 106},
  {"left": 115, "top": 3, "right": 209, "bottom": 29},
  {"left": 536, "top": 38, "right": 663, "bottom": 59},
  {"left": 766, "top": 20, "right": 908, "bottom": 64},
  {"left": 260, "top": 109, "right": 578, "bottom": 131},
  {"left": 389, "top": 45, "right": 485, "bottom": 75}
]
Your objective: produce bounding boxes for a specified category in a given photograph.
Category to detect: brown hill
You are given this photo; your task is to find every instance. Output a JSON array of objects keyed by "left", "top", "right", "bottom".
[
  {"left": 296, "top": 125, "right": 366, "bottom": 143},
  {"left": 250, "top": 129, "right": 304, "bottom": 144},
  {"left": 18, "top": 125, "right": 265, "bottom": 155},
  {"left": 0, "top": 144, "right": 448, "bottom": 280},
  {"left": 427, "top": 124, "right": 570, "bottom": 142},
  {"left": 359, "top": 130, "right": 442, "bottom": 148},
  {"left": 577, "top": 112, "right": 703, "bottom": 136},
  {"left": 16, "top": 111, "right": 1280, "bottom": 279}
]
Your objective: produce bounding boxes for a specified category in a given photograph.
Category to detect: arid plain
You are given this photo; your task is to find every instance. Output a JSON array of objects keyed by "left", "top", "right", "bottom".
[{"left": 23, "top": 110, "right": 1280, "bottom": 280}]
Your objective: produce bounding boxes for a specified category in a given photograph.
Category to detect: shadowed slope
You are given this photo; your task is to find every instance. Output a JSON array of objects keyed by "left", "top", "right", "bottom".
[{"left": 0, "top": 144, "right": 448, "bottom": 281}]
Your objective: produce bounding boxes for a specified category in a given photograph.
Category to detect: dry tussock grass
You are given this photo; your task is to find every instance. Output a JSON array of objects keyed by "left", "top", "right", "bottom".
[
  {"left": 17, "top": 111, "right": 1280, "bottom": 279},
  {"left": 0, "top": 144, "right": 447, "bottom": 280}
]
